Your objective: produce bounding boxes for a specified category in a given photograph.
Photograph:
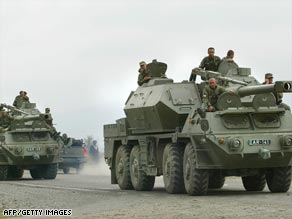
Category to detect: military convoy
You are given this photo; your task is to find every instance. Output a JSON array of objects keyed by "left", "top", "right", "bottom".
[
  {"left": 104, "top": 60, "right": 292, "bottom": 195},
  {"left": 0, "top": 103, "right": 62, "bottom": 180}
]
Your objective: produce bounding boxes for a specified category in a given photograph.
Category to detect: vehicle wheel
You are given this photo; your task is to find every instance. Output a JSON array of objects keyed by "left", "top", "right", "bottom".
[
  {"left": 162, "top": 143, "right": 184, "bottom": 193},
  {"left": 30, "top": 167, "right": 43, "bottom": 179},
  {"left": 43, "top": 163, "right": 58, "bottom": 179},
  {"left": 266, "top": 166, "right": 292, "bottom": 193},
  {"left": 183, "top": 143, "right": 209, "bottom": 195},
  {"left": 8, "top": 166, "right": 24, "bottom": 179},
  {"left": 242, "top": 174, "right": 266, "bottom": 191},
  {"left": 63, "top": 167, "right": 70, "bottom": 174},
  {"left": 130, "top": 145, "right": 155, "bottom": 191},
  {"left": 209, "top": 170, "right": 225, "bottom": 189},
  {"left": 0, "top": 166, "right": 8, "bottom": 180},
  {"left": 115, "top": 145, "right": 133, "bottom": 190}
]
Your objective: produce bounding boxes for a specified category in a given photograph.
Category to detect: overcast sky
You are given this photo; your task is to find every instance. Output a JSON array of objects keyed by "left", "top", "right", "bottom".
[{"left": 0, "top": 0, "right": 291, "bottom": 149}]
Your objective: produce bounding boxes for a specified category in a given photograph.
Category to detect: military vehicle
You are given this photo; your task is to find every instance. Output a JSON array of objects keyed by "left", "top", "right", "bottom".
[
  {"left": 59, "top": 137, "right": 86, "bottom": 174},
  {"left": 0, "top": 103, "right": 62, "bottom": 180},
  {"left": 104, "top": 59, "right": 292, "bottom": 195}
]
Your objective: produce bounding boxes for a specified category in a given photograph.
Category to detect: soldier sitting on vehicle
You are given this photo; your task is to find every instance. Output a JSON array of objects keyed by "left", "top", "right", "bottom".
[
  {"left": 263, "top": 73, "right": 290, "bottom": 111},
  {"left": 137, "top": 61, "right": 151, "bottom": 86},
  {"left": 0, "top": 110, "right": 14, "bottom": 129},
  {"left": 202, "top": 78, "right": 226, "bottom": 112}
]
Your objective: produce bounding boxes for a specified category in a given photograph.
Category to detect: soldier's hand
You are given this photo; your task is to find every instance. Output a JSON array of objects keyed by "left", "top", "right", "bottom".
[
  {"left": 144, "top": 76, "right": 151, "bottom": 81},
  {"left": 208, "top": 106, "right": 215, "bottom": 112}
]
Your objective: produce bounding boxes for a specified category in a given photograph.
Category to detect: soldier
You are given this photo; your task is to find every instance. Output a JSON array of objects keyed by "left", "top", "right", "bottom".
[
  {"left": 202, "top": 78, "right": 225, "bottom": 112},
  {"left": 262, "top": 73, "right": 290, "bottom": 110},
  {"left": 137, "top": 61, "right": 151, "bottom": 86},
  {"left": 263, "top": 73, "right": 273, "bottom": 85},
  {"left": 0, "top": 110, "right": 14, "bottom": 129},
  {"left": 45, "top": 108, "right": 53, "bottom": 126},
  {"left": 218, "top": 50, "right": 239, "bottom": 76},
  {"left": 13, "top": 91, "right": 24, "bottom": 108},
  {"left": 13, "top": 91, "right": 30, "bottom": 108},
  {"left": 89, "top": 140, "right": 99, "bottom": 162},
  {"left": 23, "top": 91, "right": 30, "bottom": 102},
  {"left": 190, "top": 47, "right": 221, "bottom": 82}
]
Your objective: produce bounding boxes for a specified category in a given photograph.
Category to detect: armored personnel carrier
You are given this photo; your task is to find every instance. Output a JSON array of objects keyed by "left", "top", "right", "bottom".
[
  {"left": 104, "top": 60, "right": 292, "bottom": 195},
  {"left": 0, "top": 103, "right": 62, "bottom": 180}
]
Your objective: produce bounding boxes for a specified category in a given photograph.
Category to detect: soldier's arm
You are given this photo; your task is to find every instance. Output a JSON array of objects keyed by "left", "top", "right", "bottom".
[
  {"left": 137, "top": 74, "right": 144, "bottom": 86},
  {"left": 199, "top": 57, "right": 206, "bottom": 69},
  {"left": 201, "top": 87, "right": 210, "bottom": 109}
]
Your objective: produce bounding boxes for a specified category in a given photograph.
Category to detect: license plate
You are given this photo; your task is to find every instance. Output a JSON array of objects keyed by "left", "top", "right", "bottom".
[
  {"left": 248, "top": 139, "right": 271, "bottom": 146},
  {"left": 26, "top": 147, "right": 41, "bottom": 152}
]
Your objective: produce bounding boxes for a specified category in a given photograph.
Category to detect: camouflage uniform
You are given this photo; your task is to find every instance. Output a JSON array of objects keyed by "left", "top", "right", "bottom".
[
  {"left": 263, "top": 73, "right": 290, "bottom": 111},
  {"left": 199, "top": 56, "right": 221, "bottom": 71},
  {"left": 202, "top": 85, "right": 225, "bottom": 110},
  {"left": 13, "top": 95, "right": 30, "bottom": 108},
  {"left": 0, "top": 112, "right": 14, "bottom": 129},
  {"left": 190, "top": 56, "right": 221, "bottom": 81},
  {"left": 137, "top": 68, "right": 150, "bottom": 86}
]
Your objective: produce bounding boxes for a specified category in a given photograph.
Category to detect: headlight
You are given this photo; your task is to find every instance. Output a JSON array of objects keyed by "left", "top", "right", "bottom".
[
  {"left": 47, "top": 146, "right": 55, "bottom": 154},
  {"left": 280, "top": 136, "right": 292, "bottom": 148},
  {"left": 15, "top": 147, "right": 23, "bottom": 154},
  {"left": 229, "top": 138, "right": 242, "bottom": 151}
]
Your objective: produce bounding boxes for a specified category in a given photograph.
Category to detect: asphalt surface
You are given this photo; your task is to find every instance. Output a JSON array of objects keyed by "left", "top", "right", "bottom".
[{"left": 0, "top": 163, "right": 292, "bottom": 219}]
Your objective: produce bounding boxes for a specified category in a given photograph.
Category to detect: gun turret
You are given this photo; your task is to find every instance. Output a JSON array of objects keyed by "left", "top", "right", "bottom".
[
  {"left": 217, "top": 81, "right": 292, "bottom": 110},
  {"left": 0, "top": 104, "right": 30, "bottom": 115},
  {"left": 231, "top": 81, "right": 292, "bottom": 97},
  {"left": 192, "top": 68, "right": 248, "bottom": 86}
]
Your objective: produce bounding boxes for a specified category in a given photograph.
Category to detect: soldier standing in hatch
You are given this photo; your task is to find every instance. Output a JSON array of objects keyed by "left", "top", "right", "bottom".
[
  {"left": 217, "top": 50, "right": 239, "bottom": 76},
  {"left": 202, "top": 78, "right": 225, "bottom": 112},
  {"left": 137, "top": 61, "right": 151, "bottom": 86},
  {"left": 190, "top": 47, "right": 221, "bottom": 81},
  {"left": 262, "top": 73, "right": 290, "bottom": 111},
  {"left": 13, "top": 90, "right": 30, "bottom": 108}
]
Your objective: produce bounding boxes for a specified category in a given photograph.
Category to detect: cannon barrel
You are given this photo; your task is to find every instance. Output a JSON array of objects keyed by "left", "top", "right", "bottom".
[
  {"left": 234, "top": 81, "right": 292, "bottom": 97},
  {"left": 191, "top": 68, "right": 248, "bottom": 86},
  {"left": 0, "top": 103, "right": 29, "bottom": 115}
]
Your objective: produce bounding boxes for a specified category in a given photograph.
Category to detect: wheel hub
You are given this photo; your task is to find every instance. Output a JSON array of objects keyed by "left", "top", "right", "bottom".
[
  {"left": 132, "top": 158, "right": 139, "bottom": 179},
  {"left": 117, "top": 159, "right": 124, "bottom": 175}
]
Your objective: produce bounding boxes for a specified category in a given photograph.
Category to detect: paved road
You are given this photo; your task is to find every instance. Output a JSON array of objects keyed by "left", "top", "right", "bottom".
[{"left": 1, "top": 163, "right": 292, "bottom": 219}]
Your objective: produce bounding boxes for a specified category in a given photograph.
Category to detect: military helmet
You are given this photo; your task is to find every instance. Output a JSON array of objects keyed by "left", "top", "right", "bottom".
[
  {"left": 265, "top": 73, "right": 273, "bottom": 79},
  {"left": 139, "top": 61, "right": 146, "bottom": 66}
]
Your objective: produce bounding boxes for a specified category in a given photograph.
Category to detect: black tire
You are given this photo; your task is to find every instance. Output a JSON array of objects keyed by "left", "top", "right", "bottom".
[
  {"left": 115, "top": 145, "right": 133, "bottom": 190},
  {"left": 8, "top": 166, "right": 24, "bottom": 179},
  {"left": 162, "top": 143, "right": 184, "bottom": 194},
  {"left": 30, "top": 167, "right": 43, "bottom": 179},
  {"left": 183, "top": 143, "right": 209, "bottom": 196},
  {"left": 266, "top": 166, "right": 292, "bottom": 193},
  {"left": 208, "top": 170, "right": 225, "bottom": 189},
  {"left": 63, "top": 167, "right": 70, "bottom": 174},
  {"left": 130, "top": 145, "right": 155, "bottom": 191},
  {"left": 43, "top": 163, "right": 58, "bottom": 179},
  {"left": 0, "top": 166, "right": 8, "bottom": 180},
  {"left": 242, "top": 174, "right": 266, "bottom": 191}
]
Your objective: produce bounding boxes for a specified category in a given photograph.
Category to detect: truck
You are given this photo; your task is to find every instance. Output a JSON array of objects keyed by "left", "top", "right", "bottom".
[{"left": 104, "top": 60, "right": 292, "bottom": 195}]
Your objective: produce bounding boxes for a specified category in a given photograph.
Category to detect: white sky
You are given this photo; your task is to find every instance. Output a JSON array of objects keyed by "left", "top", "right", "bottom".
[{"left": 0, "top": 0, "right": 292, "bottom": 149}]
